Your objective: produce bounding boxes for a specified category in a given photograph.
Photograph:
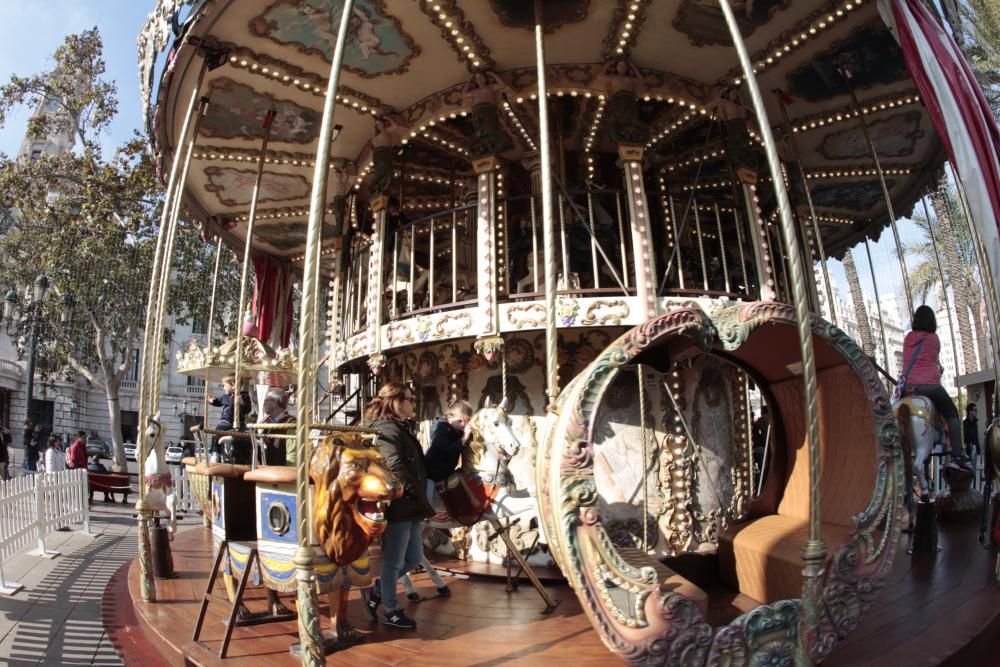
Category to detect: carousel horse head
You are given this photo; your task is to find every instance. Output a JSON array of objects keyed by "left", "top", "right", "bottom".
[
  {"left": 310, "top": 433, "right": 402, "bottom": 566},
  {"left": 467, "top": 397, "right": 520, "bottom": 471},
  {"left": 143, "top": 411, "right": 163, "bottom": 454}
]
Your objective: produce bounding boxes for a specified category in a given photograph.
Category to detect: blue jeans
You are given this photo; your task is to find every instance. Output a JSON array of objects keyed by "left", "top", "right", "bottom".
[{"left": 379, "top": 520, "right": 423, "bottom": 613}]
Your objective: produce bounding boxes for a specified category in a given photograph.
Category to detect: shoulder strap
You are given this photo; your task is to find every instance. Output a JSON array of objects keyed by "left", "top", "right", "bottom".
[{"left": 902, "top": 338, "right": 926, "bottom": 381}]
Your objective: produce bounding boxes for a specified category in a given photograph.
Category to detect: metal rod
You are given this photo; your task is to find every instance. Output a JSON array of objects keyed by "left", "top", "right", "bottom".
[
  {"left": 733, "top": 207, "right": 748, "bottom": 295},
  {"left": 839, "top": 68, "right": 914, "bottom": 317},
  {"left": 535, "top": 0, "right": 558, "bottom": 405},
  {"left": 588, "top": 192, "right": 599, "bottom": 288},
  {"left": 718, "top": 4, "right": 825, "bottom": 664},
  {"left": 408, "top": 226, "right": 415, "bottom": 312},
  {"left": 391, "top": 226, "right": 399, "bottom": 319},
  {"left": 774, "top": 92, "right": 837, "bottom": 325},
  {"left": 693, "top": 200, "right": 709, "bottom": 291},
  {"left": 864, "top": 237, "right": 892, "bottom": 385},
  {"left": 452, "top": 209, "right": 458, "bottom": 302},
  {"left": 530, "top": 193, "right": 539, "bottom": 292},
  {"left": 558, "top": 194, "right": 569, "bottom": 287},
  {"left": 921, "top": 195, "right": 962, "bottom": 382},
  {"left": 294, "top": 3, "right": 353, "bottom": 664},
  {"left": 233, "top": 109, "right": 277, "bottom": 430},
  {"left": 668, "top": 194, "right": 685, "bottom": 289},
  {"left": 616, "top": 191, "right": 629, "bottom": 289},
  {"left": 715, "top": 203, "right": 730, "bottom": 293},
  {"left": 203, "top": 236, "right": 224, "bottom": 433},
  {"left": 429, "top": 218, "right": 436, "bottom": 308}
]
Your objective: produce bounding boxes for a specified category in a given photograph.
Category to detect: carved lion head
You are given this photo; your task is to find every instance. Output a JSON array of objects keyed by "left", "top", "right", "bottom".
[{"left": 310, "top": 434, "right": 402, "bottom": 566}]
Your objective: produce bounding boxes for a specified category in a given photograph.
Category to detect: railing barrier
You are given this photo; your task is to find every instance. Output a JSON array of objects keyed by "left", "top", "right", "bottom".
[{"left": 0, "top": 468, "right": 90, "bottom": 595}]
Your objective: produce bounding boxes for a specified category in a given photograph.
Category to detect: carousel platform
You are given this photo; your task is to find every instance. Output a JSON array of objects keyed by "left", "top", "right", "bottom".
[{"left": 107, "top": 521, "right": 1000, "bottom": 666}]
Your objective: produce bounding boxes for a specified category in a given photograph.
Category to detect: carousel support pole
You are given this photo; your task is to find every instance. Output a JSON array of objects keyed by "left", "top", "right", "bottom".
[
  {"left": 864, "top": 237, "right": 893, "bottom": 379},
  {"left": 619, "top": 147, "right": 660, "bottom": 318},
  {"left": 839, "top": 67, "right": 915, "bottom": 317},
  {"left": 202, "top": 235, "right": 224, "bottom": 464},
  {"left": 534, "top": 0, "right": 558, "bottom": 408},
  {"left": 368, "top": 196, "right": 388, "bottom": 368},
  {"left": 474, "top": 156, "right": 501, "bottom": 335},
  {"left": 136, "top": 61, "right": 208, "bottom": 601},
  {"left": 920, "top": 196, "right": 963, "bottom": 389},
  {"left": 294, "top": 2, "right": 353, "bottom": 663},
  {"left": 233, "top": 109, "right": 277, "bottom": 430},
  {"left": 774, "top": 93, "right": 837, "bottom": 325},
  {"left": 718, "top": 2, "right": 825, "bottom": 663},
  {"left": 739, "top": 184, "right": 778, "bottom": 300}
]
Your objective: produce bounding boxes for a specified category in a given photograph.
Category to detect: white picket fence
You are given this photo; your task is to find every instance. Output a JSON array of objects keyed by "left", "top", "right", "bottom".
[
  {"left": 169, "top": 465, "right": 199, "bottom": 514},
  {"left": 0, "top": 468, "right": 90, "bottom": 594}
]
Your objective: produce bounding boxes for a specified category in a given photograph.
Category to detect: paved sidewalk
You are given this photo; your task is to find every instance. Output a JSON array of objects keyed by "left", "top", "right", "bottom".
[{"left": 0, "top": 498, "right": 196, "bottom": 666}]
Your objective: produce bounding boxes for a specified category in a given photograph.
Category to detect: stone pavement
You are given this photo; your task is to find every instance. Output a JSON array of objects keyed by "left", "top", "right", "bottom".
[{"left": 0, "top": 495, "right": 197, "bottom": 666}]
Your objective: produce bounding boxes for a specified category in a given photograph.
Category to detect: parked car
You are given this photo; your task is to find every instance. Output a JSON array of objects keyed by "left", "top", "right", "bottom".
[
  {"left": 165, "top": 445, "right": 184, "bottom": 465},
  {"left": 86, "top": 441, "right": 111, "bottom": 459},
  {"left": 124, "top": 442, "right": 137, "bottom": 461}
]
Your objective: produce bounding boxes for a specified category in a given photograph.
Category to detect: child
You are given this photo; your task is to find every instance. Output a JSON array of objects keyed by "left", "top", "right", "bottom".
[
  {"left": 425, "top": 400, "right": 473, "bottom": 485},
  {"left": 207, "top": 374, "right": 252, "bottom": 463}
]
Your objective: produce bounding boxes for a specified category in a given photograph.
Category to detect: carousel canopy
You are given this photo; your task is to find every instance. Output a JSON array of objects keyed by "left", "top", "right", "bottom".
[{"left": 141, "top": 0, "right": 945, "bottom": 267}]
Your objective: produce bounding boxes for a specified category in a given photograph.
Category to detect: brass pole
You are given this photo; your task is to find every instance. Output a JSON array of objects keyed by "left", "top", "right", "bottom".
[
  {"left": 202, "top": 235, "right": 224, "bottom": 462},
  {"left": 864, "top": 237, "right": 893, "bottom": 382},
  {"left": 294, "top": 2, "right": 353, "bottom": 664},
  {"left": 135, "top": 69, "right": 207, "bottom": 601},
  {"left": 921, "top": 195, "right": 962, "bottom": 383},
  {"left": 534, "top": 0, "right": 558, "bottom": 407},
  {"left": 718, "top": 3, "right": 825, "bottom": 663},
  {"left": 233, "top": 109, "right": 277, "bottom": 430},
  {"left": 774, "top": 93, "right": 837, "bottom": 325},
  {"left": 839, "top": 68, "right": 914, "bottom": 316}
]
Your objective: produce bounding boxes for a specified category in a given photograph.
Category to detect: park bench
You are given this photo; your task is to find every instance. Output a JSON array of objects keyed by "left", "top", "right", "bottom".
[{"left": 87, "top": 472, "right": 134, "bottom": 504}]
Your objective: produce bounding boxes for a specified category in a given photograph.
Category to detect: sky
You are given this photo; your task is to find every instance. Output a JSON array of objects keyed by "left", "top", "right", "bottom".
[
  {"left": 0, "top": 1, "right": 152, "bottom": 157},
  {"left": 0, "top": 1, "right": 944, "bottom": 333}
]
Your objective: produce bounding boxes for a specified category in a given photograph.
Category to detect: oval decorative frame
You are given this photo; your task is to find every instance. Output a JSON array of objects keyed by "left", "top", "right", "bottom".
[{"left": 538, "top": 301, "right": 905, "bottom": 665}]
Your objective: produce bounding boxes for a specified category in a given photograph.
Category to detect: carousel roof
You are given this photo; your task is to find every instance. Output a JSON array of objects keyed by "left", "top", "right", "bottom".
[{"left": 141, "top": 0, "right": 944, "bottom": 267}]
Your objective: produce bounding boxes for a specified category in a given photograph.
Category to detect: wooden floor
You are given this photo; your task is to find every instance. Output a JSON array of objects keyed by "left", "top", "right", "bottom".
[{"left": 116, "top": 520, "right": 1000, "bottom": 666}]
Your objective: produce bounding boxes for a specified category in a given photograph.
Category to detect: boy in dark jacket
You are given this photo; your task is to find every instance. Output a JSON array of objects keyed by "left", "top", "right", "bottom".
[
  {"left": 425, "top": 400, "right": 473, "bottom": 484},
  {"left": 207, "top": 374, "right": 252, "bottom": 463}
]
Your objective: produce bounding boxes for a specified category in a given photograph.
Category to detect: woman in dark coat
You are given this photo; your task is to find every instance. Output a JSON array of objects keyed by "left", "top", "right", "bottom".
[{"left": 363, "top": 382, "right": 433, "bottom": 630}]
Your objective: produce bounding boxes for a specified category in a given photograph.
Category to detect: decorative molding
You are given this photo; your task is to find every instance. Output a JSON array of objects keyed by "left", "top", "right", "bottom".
[
  {"left": 506, "top": 303, "right": 546, "bottom": 330},
  {"left": 417, "top": 0, "right": 495, "bottom": 71},
  {"left": 581, "top": 299, "right": 630, "bottom": 326}
]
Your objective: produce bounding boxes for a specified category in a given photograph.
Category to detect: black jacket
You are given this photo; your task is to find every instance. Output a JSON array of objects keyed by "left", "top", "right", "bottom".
[
  {"left": 964, "top": 416, "right": 980, "bottom": 449},
  {"left": 369, "top": 418, "right": 434, "bottom": 522},
  {"left": 426, "top": 417, "right": 463, "bottom": 483},
  {"left": 209, "top": 391, "right": 252, "bottom": 427}
]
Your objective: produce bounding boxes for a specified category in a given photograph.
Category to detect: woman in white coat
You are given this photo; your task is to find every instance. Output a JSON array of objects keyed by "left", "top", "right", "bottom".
[{"left": 42, "top": 435, "right": 66, "bottom": 474}]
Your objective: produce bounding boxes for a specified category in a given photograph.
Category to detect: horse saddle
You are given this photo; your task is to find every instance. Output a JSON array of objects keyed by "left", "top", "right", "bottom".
[{"left": 436, "top": 472, "right": 497, "bottom": 527}]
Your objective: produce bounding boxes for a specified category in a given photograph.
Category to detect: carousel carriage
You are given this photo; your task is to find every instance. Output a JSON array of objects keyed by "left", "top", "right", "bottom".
[{"left": 129, "top": 0, "right": 1000, "bottom": 664}]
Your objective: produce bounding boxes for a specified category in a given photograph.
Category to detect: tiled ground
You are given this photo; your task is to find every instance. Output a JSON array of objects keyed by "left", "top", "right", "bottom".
[{"left": 0, "top": 488, "right": 197, "bottom": 666}]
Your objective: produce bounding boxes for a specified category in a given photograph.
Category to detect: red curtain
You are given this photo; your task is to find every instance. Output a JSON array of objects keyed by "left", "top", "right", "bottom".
[{"left": 252, "top": 257, "right": 294, "bottom": 348}]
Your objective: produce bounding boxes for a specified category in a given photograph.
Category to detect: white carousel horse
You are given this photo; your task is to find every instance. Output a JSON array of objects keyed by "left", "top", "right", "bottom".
[
  {"left": 143, "top": 412, "right": 178, "bottom": 538},
  {"left": 894, "top": 395, "right": 968, "bottom": 502}
]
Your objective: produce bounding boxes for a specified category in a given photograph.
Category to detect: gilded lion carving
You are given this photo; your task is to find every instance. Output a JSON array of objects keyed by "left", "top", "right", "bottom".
[{"left": 309, "top": 434, "right": 402, "bottom": 644}]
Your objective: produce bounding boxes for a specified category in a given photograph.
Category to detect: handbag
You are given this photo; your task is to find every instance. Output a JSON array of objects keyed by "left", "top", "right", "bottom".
[{"left": 892, "top": 338, "right": 925, "bottom": 402}]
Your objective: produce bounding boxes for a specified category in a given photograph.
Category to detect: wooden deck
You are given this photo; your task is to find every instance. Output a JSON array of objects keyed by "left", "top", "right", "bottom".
[{"left": 109, "top": 520, "right": 1000, "bottom": 666}]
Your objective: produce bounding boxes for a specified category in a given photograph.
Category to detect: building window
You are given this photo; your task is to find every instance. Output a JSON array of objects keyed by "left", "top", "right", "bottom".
[
  {"left": 30, "top": 149, "right": 42, "bottom": 162},
  {"left": 186, "top": 375, "right": 205, "bottom": 387},
  {"left": 191, "top": 317, "right": 208, "bottom": 335},
  {"left": 125, "top": 349, "right": 140, "bottom": 383}
]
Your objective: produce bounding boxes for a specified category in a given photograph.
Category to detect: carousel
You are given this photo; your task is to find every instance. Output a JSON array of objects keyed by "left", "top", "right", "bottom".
[{"left": 113, "top": 0, "right": 1000, "bottom": 665}]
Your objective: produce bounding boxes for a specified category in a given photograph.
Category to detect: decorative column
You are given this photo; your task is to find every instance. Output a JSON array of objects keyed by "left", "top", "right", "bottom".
[
  {"left": 473, "top": 155, "right": 503, "bottom": 354},
  {"left": 618, "top": 146, "right": 659, "bottom": 319},
  {"left": 367, "top": 195, "right": 388, "bottom": 374},
  {"left": 739, "top": 183, "right": 777, "bottom": 301}
]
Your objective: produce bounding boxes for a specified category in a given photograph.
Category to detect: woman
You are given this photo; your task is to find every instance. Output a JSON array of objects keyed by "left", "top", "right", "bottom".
[
  {"left": 363, "top": 382, "right": 433, "bottom": 630},
  {"left": 902, "top": 305, "right": 972, "bottom": 470},
  {"left": 42, "top": 435, "right": 66, "bottom": 474}
]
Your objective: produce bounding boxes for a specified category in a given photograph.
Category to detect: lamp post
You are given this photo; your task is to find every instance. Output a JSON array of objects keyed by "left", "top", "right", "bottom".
[{"left": 4, "top": 275, "right": 51, "bottom": 424}]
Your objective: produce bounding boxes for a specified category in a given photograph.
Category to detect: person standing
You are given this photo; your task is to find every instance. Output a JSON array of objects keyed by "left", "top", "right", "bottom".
[
  {"left": 23, "top": 421, "right": 39, "bottom": 472},
  {"left": 67, "top": 430, "right": 87, "bottom": 469},
  {"left": 260, "top": 388, "right": 293, "bottom": 466},
  {"left": 0, "top": 426, "right": 11, "bottom": 480},
  {"left": 963, "top": 403, "right": 981, "bottom": 461},
  {"left": 42, "top": 435, "right": 66, "bottom": 474},
  {"left": 364, "top": 382, "right": 433, "bottom": 630},
  {"left": 902, "top": 305, "right": 972, "bottom": 470}
]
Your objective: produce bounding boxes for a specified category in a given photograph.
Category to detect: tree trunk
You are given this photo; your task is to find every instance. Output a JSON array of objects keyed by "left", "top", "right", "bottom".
[
  {"left": 105, "top": 390, "right": 126, "bottom": 473},
  {"left": 844, "top": 250, "right": 875, "bottom": 356},
  {"left": 932, "top": 182, "right": 977, "bottom": 374}
]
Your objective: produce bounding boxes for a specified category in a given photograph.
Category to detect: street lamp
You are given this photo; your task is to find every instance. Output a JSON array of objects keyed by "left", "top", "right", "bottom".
[{"left": 3, "top": 275, "right": 51, "bottom": 424}]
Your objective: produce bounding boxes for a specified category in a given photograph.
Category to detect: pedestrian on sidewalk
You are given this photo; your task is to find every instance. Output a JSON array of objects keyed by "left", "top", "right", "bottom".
[
  {"left": 42, "top": 435, "right": 66, "bottom": 474},
  {"left": 23, "top": 420, "right": 38, "bottom": 472},
  {"left": 66, "top": 430, "right": 87, "bottom": 469},
  {"left": 0, "top": 425, "right": 10, "bottom": 480}
]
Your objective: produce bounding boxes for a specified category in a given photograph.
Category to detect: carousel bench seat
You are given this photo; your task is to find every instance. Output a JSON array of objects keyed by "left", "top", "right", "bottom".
[
  {"left": 244, "top": 465, "right": 297, "bottom": 484},
  {"left": 194, "top": 462, "right": 251, "bottom": 478},
  {"left": 87, "top": 472, "right": 133, "bottom": 504},
  {"left": 718, "top": 516, "right": 854, "bottom": 604},
  {"left": 617, "top": 547, "right": 709, "bottom": 619}
]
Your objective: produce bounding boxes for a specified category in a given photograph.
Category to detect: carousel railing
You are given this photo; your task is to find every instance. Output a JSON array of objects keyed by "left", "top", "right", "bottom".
[
  {"left": 501, "top": 189, "right": 636, "bottom": 300},
  {"left": 341, "top": 235, "right": 370, "bottom": 339},
  {"left": 650, "top": 189, "right": 759, "bottom": 302},
  {"left": 386, "top": 203, "right": 478, "bottom": 320}
]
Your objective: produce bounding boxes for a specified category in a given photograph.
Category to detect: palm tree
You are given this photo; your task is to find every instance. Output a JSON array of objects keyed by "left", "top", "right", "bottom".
[
  {"left": 959, "top": 0, "right": 1000, "bottom": 119},
  {"left": 843, "top": 249, "right": 875, "bottom": 357},
  {"left": 905, "top": 179, "right": 986, "bottom": 373}
]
